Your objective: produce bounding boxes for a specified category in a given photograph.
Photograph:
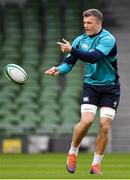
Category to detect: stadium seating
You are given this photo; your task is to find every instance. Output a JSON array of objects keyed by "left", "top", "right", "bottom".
[{"left": 0, "top": 0, "right": 99, "bottom": 138}]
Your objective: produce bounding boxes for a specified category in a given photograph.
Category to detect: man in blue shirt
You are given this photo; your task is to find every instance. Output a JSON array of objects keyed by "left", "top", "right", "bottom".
[{"left": 45, "top": 9, "right": 120, "bottom": 175}]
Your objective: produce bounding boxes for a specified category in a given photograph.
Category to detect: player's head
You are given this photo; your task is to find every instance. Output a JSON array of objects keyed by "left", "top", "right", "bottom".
[{"left": 83, "top": 9, "right": 103, "bottom": 36}]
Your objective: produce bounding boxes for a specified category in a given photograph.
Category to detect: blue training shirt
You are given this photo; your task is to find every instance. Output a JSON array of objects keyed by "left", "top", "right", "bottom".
[{"left": 57, "top": 29, "right": 119, "bottom": 86}]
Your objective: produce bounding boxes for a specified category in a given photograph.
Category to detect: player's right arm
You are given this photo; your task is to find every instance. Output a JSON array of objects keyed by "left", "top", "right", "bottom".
[{"left": 44, "top": 56, "right": 75, "bottom": 76}]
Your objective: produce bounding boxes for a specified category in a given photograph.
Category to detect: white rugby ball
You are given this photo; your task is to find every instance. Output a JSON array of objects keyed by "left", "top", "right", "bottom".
[{"left": 4, "top": 64, "right": 27, "bottom": 84}]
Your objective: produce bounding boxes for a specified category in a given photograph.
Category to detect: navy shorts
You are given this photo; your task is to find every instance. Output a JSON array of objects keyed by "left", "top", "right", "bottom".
[{"left": 81, "top": 83, "right": 120, "bottom": 110}]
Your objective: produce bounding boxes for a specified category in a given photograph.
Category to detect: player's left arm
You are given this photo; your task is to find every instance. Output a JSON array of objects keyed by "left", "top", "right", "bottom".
[
  {"left": 71, "top": 36, "right": 116, "bottom": 63},
  {"left": 57, "top": 38, "right": 105, "bottom": 64},
  {"left": 59, "top": 36, "right": 116, "bottom": 64},
  {"left": 70, "top": 48, "right": 105, "bottom": 63}
]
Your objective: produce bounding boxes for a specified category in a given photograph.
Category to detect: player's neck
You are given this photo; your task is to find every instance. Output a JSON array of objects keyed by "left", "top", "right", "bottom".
[{"left": 89, "top": 28, "right": 102, "bottom": 38}]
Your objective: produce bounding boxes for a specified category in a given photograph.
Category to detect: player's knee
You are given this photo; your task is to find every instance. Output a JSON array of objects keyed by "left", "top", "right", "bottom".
[
  {"left": 101, "top": 126, "right": 109, "bottom": 135},
  {"left": 80, "top": 115, "right": 94, "bottom": 128},
  {"left": 81, "top": 119, "right": 92, "bottom": 129},
  {"left": 100, "top": 123, "right": 110, "bottom": 135},
  {"left": 80, "top": 104, "right": 97, "bottom": 127}
]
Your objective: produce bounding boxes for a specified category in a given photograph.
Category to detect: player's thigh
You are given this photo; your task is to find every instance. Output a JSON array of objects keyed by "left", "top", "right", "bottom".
[
  {"left": 80, "top": 104, "right": 98, "bottom": 124},
  {"left": 100, "top": 84, "right": 120, "bottom": 110},
  {"left": 81, "top": 84, "right": 99, "bottom": 124},
  {"left": 81, "top": 83, "right": 100, "bottom": 106},
  {"left": 99, "top": 116, "right": 112, "bottom": 133}
]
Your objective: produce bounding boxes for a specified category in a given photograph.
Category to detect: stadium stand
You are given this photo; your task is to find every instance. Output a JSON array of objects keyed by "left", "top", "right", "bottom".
[{"left": 0, "top": 0, "right": 101, "bottom": 151}]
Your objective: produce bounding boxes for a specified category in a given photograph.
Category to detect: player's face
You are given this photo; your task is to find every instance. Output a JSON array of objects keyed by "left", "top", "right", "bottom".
[{"left": 83, "top": 16, "right": 102, "bottom": 36}]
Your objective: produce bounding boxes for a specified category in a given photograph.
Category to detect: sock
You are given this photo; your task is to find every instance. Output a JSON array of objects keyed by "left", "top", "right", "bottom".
[
  {"left": 68, "top": 143, "right": 79, "bottom": 156},
  {"left": 92, "top": 152, "right": 104, "bottom": 165}
]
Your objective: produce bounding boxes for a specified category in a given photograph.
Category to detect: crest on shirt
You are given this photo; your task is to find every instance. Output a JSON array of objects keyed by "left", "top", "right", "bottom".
[
  {"left": 89, "top": 49, "right": 94, "bottom": 52},
  {"left": 82, "top": 43, "right": 89, "bottom": 49}
]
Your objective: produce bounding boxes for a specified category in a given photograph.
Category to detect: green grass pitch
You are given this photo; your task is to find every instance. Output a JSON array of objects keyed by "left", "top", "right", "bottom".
[{"left": 0, "top": 153, "right": 130, "bottom": 179}]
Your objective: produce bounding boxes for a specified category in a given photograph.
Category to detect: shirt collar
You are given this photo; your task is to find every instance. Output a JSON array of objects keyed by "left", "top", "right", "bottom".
[{"left": 88, "top": 28, "right": 103, "bottom": 38}]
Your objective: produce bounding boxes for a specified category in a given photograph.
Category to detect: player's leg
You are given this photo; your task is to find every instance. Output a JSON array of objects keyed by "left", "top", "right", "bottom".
[
  {"left": 66, "top": 104, "right": 97, "bottom": 173},
  {"left": 66, "top": 83, "right": 99, "bottom": 173},
  {"left": 90, "top": 84, "right": 120, "bottom": 174},
  {"left": 96, "top": 107, "right": 115, "bottom": 154},
  {"left": 90, "top": 107, "right": 115, "bottom": 174},
  {"left": 72, "top": 107, "right": 97, "bottom": 148}
]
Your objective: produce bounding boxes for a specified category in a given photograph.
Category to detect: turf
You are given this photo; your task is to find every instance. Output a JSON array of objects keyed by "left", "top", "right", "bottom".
[{"left": 0, "top": 153, "right": 130, "bottom": 179}]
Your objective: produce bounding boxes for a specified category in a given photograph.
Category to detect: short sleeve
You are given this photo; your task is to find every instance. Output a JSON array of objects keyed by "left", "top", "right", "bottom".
[{"left": 96, "top": 35, "right": 116, "bottom": 56}]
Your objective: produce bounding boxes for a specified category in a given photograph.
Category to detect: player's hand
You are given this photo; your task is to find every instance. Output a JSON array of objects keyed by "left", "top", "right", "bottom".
[
  {"left": 57, "top": 38, "right": 72, "bottom": 53},
  {"left": 45, "top": 66, "right": 60, "bottom": 76}
]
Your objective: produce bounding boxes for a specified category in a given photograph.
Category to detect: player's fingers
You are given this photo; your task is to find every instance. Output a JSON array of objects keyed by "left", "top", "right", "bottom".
[
  {"left": 50, "top": 67, "right": 57, "bottom": 73},
  {"left": 45, "top": 70, "right": 52, "bottom": 75},
  {"left": 53, "top": 71, "right": 59, "bottom": 76},
  {"left": 45, "top": 67, "right": 55, "bottom": 74},
  {"left": 45, "top": 66, "right": 59, "bottom": 76},
  {"left": 62, "top": 38, "right": 68, "bottom": 44},
  {"left": 61, "top": 48, "right": 65, "bottom": 52},
  {"left": 57, "top": 43, "right": 66, "bottom": 52},
  {"left": 49, "top": 68, "right": 59, "bottom": 76},
  {"left": 45, "top": 69, "right": 50, "bottom": 74},
  {"left": 57, "top": 42, "right": 65, "bottom": 46}
]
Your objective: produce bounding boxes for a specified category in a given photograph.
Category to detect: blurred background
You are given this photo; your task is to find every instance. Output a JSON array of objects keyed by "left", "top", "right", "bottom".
[{"left": 0, "top": 0, "right": 130, "bottom": 154}]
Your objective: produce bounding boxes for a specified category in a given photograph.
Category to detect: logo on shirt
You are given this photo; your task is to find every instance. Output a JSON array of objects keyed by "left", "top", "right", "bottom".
[
  {"left": 89, "top": 49, "right": 94, "bottom": 52},
  {"left": 83, "top": 97, "right": 90, "bottom": 102},
  {"left": 82, "top": 44, "right": 88, "bottom": 49}
]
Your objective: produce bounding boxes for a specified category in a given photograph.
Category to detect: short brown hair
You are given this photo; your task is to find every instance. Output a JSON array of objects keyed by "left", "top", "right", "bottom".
[{"left": 83, "top": 9, "right": 103, "bottom": 22}]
